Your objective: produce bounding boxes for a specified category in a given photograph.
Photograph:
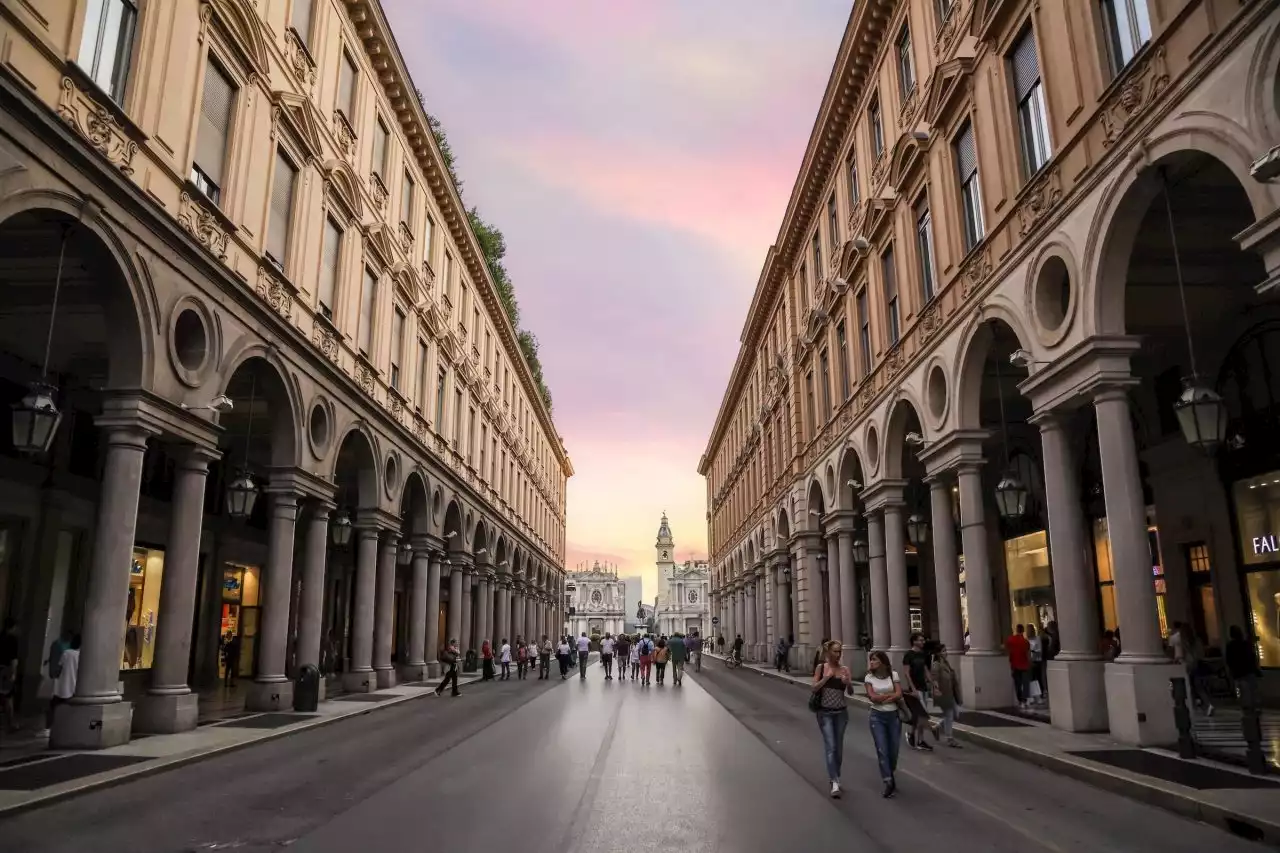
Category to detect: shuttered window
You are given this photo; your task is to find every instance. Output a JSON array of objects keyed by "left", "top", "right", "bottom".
[
  {"left": 266, "top": 150, "right": 297, "bottom": 268},
  {"left": 390, "top": 307, "right": 405, "bottom": 390},
  {"left": 358, "top": 267, "right": 376, "bottom": 355},
  {"left": 193, "top": 59, "right": 235, "bottom": 203},
  {"left": 1011, "top": 27, "right": 1052, "bottom": 177},
  {"left": 882, "top": 247, "right": 900, "bottom": 346},
  {"left": 291, "top": 0, "right": 313, "bottom": 46},
  {"left": 78, "top": 0, "right": 138, "bottom": 103},
  {"left": 954, "top": 121, "right": 985, "bottom": 251},
  {"left": 338, "top": 50, "right": 356, "bottom": 118},
  {"left": 373, "top": 120, "right": 389, "bottom": 179},
  {"left": 318, "top": 217, "right": 341, "bottom": 318},
  {"left": 400, "top": 171, "right": 414, "bottom": 226}
]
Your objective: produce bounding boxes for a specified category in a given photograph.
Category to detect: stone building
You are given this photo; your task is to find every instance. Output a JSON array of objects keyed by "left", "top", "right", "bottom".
[
  {"left": 566, "top": 562, "right": 625, "bottom": 638},
  {"left": 701, "top": 0, "right": 1280, "bottom": 747},
  {"left": 0, "top": 0, "right": 570, "bottom": 749},
  {"left": 652, "top": 514, "right": 710, "bottom": 636}
]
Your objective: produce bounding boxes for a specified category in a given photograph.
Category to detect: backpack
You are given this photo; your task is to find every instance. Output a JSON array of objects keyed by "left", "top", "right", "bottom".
[
  {"left": 640, "top": 638, "right": 653, "bottom": 655},
  {"left": 518, "top": 645, "right": 528, "bottom": 662}
]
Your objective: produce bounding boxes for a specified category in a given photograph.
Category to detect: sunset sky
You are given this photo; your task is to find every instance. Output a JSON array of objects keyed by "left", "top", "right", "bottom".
[{"left": 384, "top": 1, "right": 852, "bottom": 599}]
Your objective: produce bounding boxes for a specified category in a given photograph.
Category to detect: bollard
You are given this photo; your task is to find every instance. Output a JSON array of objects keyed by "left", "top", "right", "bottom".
[
  {"left": 1170, "top": 677, "right": 1197, "bottom": 759},
  {"left": 1240, "top": 687, "right": 1269, "bottom": 775}
]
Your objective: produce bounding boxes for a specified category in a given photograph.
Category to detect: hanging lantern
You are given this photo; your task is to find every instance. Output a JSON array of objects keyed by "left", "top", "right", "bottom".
[
  {"left": 852, "top": 538, "right": 869, "bottom": 563},
  {"left": 225, "top": 471, "right": 258, "bottom": 520},
  {"left": 398, "top": 540, "right": 413, "bottom": 565},
  {"left": 331, "top": 509, "right": 353, "bottom": 547},
  {"left": 907, "top": 513, "right": 930, "bottom": 546},
  {"left": 11, "top": 382, "right": 62, "bottom": 455},
  {"left": 995, "top": 472, "right": 1029, "bottom": 521},
  {"left": 1174, "top": 380, "right": 1227, "bottom": 454}
]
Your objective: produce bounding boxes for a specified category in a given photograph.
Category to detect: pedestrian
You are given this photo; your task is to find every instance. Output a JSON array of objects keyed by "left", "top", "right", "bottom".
[
  {"left": 1006, "top": 624, "right": 1031, "bottom": 707},
  {"left": 557, "top": 636, "right": 572, "bottom": 679},
  {"left": 687, "top": 631, "right": 702, "bottom": 673},
  {"left": 775, "top": 636, "right": 790, "bottom": 672},
  {"left": 600, "top": 632, "right": 615, "bottom": 680},
  {"left": 929, "top": 643, "right": 962, "bottom": 748},
  {"left": 517, "top": 637, "right": 529, "bottom": 680},
  {"left": 434, "top": 638, "right": 461, "bottom": 697},
  {"left": 0, "top": 618, "right": 19, "bottom": 733},
  {"left": 539, "top": 635, "right": 552, "bottom": 679},
  {"left": 222, "top": 631, "right": 241, "bottom": 688},
  {"left": 901, "top": 632, "right": 933, "bottom": 750},
  {"left": 615, "top": 633, "right": 630, "bottom": 678},
  {"left": 732, "top": 633, "right": 744, "bottom": 664},
  {"left": 499, "top": 638, "right": 512, "bottom": 680},
  {"left": 482, "top": 638, "right": 495, "bottom": 681},
  {"left": 864, "top": 649, "right": 904, "bottom": 798},
  {"left": 577, "top": 632, "right": 591, "bottom": 680},
  {"left": 811, "top": 640, "right": 854, "bottom": 798},
  {"left": 638, "top": 633, "right": 654, "bottom": 685},
  {"left": 1226, "top": 624, "right": 1261, "bottom": 709},
  {"left": 669, "top": 632, "right": 688, "bottom": 686},
  {"left": 654, "top": 636, "right": 670, "bottom": 684},
  {"left": 1100, "top": 629, "right": 1119, "bottom": 661},
  {"left": 39, "top": 634, "right": 80, "bottom": 739},
  {"left": 629, "top": 636, "right": 641, "bottom": 680},
  {"left": 1026, "top": 624, "right": 1045, "bottom": 706},
  {"left": 1176, "top": 623, "right": 1214, "bottom": 715},
  {"left": 1041, "top": 620, "right": 1059, "bottom": 697},
  {"left": 717, "top": 635, "right": 725, "bottom": 653}
]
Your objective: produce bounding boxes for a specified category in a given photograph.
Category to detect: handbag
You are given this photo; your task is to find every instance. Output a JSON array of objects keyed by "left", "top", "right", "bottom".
[
  {"left": 808, "top": 690, "right": 823, "bottom": 713},
  {"left": 895, "top": 699, "right": 914, "bottom": 724}
]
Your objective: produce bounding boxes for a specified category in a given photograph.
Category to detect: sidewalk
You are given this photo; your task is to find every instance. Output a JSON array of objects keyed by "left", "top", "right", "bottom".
[
  {"left": 704, "top": 653, "right": 1280, "bottom": 845},
  {"left": 0, "top": 671, "right": 482, "bottom": 818}
]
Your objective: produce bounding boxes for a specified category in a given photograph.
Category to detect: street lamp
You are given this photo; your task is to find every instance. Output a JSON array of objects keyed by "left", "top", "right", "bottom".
[
  {"left": 907, "top": 513, "right": 930, "bottom": 546},
  {"left": 852, "top": 538, "right": 869, "bottom": 563},
  {"left": 995, "top": 473, "right": 1029, "bottom": 521},
  {"left": 331, "top": 509, "right": 353, "bottom": 547},
  {"left": 12, "top": 226, "right": 71, "bottom": 455},
  {"left": 225, "top": 372, "right": 259, "bottom": 520},
  {"left": 398, "top": 539, "right": 413, "bottom": 566}
]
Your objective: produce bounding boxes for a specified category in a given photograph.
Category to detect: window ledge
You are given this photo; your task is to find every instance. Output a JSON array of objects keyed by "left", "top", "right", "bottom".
[
  {"left": 182, "top": 179, "right": 238, "bottom": 235},
  {"left": 62, "top": 60, "right": 149, "bottom": 144}
]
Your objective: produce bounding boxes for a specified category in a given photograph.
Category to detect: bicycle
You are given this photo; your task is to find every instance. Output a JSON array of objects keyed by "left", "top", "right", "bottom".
[{"left": 724, "top": 653, "right": 742, "bottom": 670}]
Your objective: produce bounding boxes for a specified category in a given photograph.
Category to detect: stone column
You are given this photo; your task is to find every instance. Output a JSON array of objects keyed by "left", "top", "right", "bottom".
[
  {"left": 957, "top": 462, "right": 1013, "bottom": 708},
  {"left": 247, "top": 492, "right": 299, "bottom": 711},
  {"left": 476, "top": 572, "right": 491, "bottom": 648},
  {"left": 372, "top": 534, "right": 398, "bottom": 689},
  {"left": 53, "top": 423, "right": 152, "bottom": 749},
  {"left": 762, "top": 574, "right": 774, "bottom": 655},
  {"left": 461, "top": 569, "right": 474, "bottom": 659},
  {"left": 793, "top": 538, "right": 818, "bottom": 661},
  {"left": 756, "top": 574, "right": 768, "bottom": 659},
  {"left": 825, "top": 533, "right": 842, "bottom": 644},
  {"left": 295, "top": 502, "right": 332, "bottom": 696},
  {"left": 342, "top": 527, "right": 379, "bottom": 693},
  {"left": 497, "top": 580, "right": 510, "bottom": 644},
  {"left": 1035, "top": 413, "right": 1107, "bottom": 731},
  {"left": 401, "top": 540, "right": 431, "bottom": 681},
  {"left": 1094, "top": 388, "right": 1182, "bottom": 744},
  {"left": 883, "top": 503, "right": 910, "bottom": 654},
  {"left": 774, "top": 565, "right": 792, "bottom": 645},
  {"left": 837, "top": 528, "right": 859, "bottom": 652},
  {"left": 867, "top": 510, "right": 890, "bottom": 651},
  {"left": 136, "top": 445, "right": 215, "bottom": 733},
  {"left": 446, "top": 561, "right": 463, "bottom": 647},
  {"left": 514, "top": 585, "right": 526, "bottom": 640},
  {"left": 743, "top": 582, "right": 756, "bottom": 657},
  {"left": 424, "top": 554, "right": 442, "bottom": 678},
  {"left": 927, "top": 477, "right": 964, "bottom": 656}
]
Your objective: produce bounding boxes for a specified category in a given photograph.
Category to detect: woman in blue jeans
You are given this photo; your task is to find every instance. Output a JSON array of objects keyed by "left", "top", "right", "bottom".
[
  {"left": 864, "top": 649, "right": 904, "bottom": 798},
  {"left": 811, "top": 640, "right": 854, "bottom": 798}
]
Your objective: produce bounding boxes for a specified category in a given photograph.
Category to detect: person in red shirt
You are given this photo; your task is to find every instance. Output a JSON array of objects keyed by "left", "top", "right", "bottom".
[{"left": 1006, "top": 624, "right": 1031, "bottom": 707}]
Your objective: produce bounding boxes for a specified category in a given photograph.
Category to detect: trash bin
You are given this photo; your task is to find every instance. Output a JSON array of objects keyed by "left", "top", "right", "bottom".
[{"left": 294, "top": 663, "right": 320, "bottom": 712}]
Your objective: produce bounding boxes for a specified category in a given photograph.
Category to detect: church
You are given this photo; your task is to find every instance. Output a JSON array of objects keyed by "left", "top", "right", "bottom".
[
  {"left": 651, "top": 514, "right": 711, "bottom": 637},
  {"left": 565, "top": 562, "right": 627, "bottom": 638}
]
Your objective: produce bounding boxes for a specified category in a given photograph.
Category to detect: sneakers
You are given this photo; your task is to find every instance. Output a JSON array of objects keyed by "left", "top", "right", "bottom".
[
  {"left": 906, "top": 732, "right": 917, "bottom": 749},
  {"left": 830, "top": 780, "right": 842, "bottom": 798},
  {"left": 917, "top": 740, "right": 934, "bottom": 752},
  {"left": 882, "top": 779, "right": 897, "bottom": 798}
]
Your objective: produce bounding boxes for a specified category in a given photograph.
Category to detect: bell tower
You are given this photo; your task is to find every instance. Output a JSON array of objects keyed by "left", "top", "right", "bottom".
[{"left": 655, "top": 512, "right": 675, "bottom": 580}]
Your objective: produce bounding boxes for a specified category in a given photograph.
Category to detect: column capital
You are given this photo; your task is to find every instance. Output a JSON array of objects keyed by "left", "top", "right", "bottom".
[
  {"left": 1017, "top": 334, "right": 1141, "bottom": 414},
  {"left": 355, "top": 507, "right": 400, "bottom": 533},
  {"left": 918, "top": 431, "right": 988, "bottom": 477},
  {"left": 172, "top": 443, "right": 221, "bottom": 470},
  {"left": 411, "top": 533, "right": 442, "bottom": 552},
  {"left": 266, "top": 467, "right": 336, "bottom": 504},
  {"left": 860, "top": 479, "right": 906, "bottom": 512},
  {"left": 1091, "top": 382, "right": 1138, "bottom": 405},
  {"left": 308, "top": 497, "right": 337, "bottom": 518}
]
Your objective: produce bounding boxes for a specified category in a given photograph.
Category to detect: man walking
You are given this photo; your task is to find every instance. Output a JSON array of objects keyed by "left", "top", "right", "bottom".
[
  {"left": 615, "top": 633, "right": 631, "bottom": 678},
  {"left": 435, "top": 638, "right": 461, "bottom": 697},
  {"left": 600, "top": 632, "right": 615, "bottom": 680},
  {"left": 1006, "top": 624, "right": 1031, "bottom": 708},
  {"left": 577, "top": 632, "right": 591, "bottom": 680},
  {"left": 538, "top": 635, "right": 552, "bottom": 679},
  {"left": 669, "top": 632, "right": 688, "bottom": 686},
  {"left": 688, "top": 631, "right": 702, "bottom": 672}
]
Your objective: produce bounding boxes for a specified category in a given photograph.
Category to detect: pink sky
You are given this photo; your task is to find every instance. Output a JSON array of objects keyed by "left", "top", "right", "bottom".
[{"left": 384, "top": 0, "right": 851, "bottom": 599}]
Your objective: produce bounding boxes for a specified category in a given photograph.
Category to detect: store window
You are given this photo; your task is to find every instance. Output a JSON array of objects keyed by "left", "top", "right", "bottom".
[
  {"left": 1005, "top": 530, "right": 1055, "bottom": 631},
  {"left": 123, "top": 546, "right": 165, "bottom": 670},
  {"left": 220, "top": 562, "right": 261, "bottom": 679},
  {"left": 1092, "top": 513, "right": 1167, "bottom": 638},
  {"left": 1233, "top": 473, "right": 1280, "bottom": 666}
]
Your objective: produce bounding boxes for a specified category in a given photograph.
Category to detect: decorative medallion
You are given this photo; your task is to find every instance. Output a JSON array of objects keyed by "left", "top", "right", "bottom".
[
  {"left": 899, "top": 85, "right": 921, "bottom": 130},
  {"left": 959, "top": 246, "right": 992, "bottom": 300},
  {"left": 311, "top": 324, "right": 339, "bottom": 363},
  {"left": 369, "top": 172, "right": 388, "bottom": 213},
  {"left": 284, "top": 29, "right": 316, "bottom": 88},
  {"left": 255, "top": 264, "right": 295, "bottom": 320},
  {"left": 885, "top": 343, "right": 906, "bottom": 377},
  {"left": 870, "top": 152, "right": 890, "bottom": 189},
  {"left": 1016, "top": 166, "right": 1063, "bottom": 236},
  {"left": 918, "top": 300, "right": 942, "bottom": 342},
  {"left": 332, "top": 109, "right": 356, "bottom": 159},
  {"left": 57, "top": 77, "right": 138, "bottom": 176},
  {"left": 398, "top": 220, "right": 414, "bottom": 253},
  {"left": 355, "top": 361, "right": 375, "bottom": 395},
  {"left": 177, "top": 192, "right": 229, "bottom": 260},
  {"left": 934, "top": 1, "right": 964, "bottom": 60},
  {"left": 1101, "top": 47, "right": 1169, "bottom": 147}
]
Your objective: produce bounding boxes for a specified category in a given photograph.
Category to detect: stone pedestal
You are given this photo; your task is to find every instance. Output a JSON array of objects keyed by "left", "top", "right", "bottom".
[
  {"left": 134, "top": 691, "right": 198, "bottom": 734},
  {"left": 789, "top": 644, "right": 811, "bottom": 672},
  {"left": 426, "top": 661, "right": 442, "bottom": 679},
  {"left": 342, "top": 670, "right": 377, "bottom": 693},
  {"left": 246, "top": 679, "right": 294, "bottom": 712},
  {"left": 1104, "top": 661, "right": 1184, "bottom": 746},
  {"left": 1047, "top": 658, "right": 1108, "bottom": 732},
  {"left": 51, "top": 701, "right": 133, "bottom": 749},
  {"left": 398, "top": 663, "right": 429, "bottom": 682},
  {"left": 375, "top": 667, "right": 397, "bottom": 689},
  {"left": 959, "top": 652, "right": 1015, "bottom": 710}
]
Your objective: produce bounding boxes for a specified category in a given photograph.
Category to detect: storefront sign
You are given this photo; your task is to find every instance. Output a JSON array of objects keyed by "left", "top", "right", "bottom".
[{"left": 1253, "top": 534, "right": 1280, "bottom": 555}]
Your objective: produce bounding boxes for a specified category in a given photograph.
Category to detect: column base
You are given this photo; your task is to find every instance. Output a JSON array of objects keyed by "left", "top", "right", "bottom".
[
  {"left": 398, "top": 662, "right": 428, "bottom": 682},
  {"left": 133, "top": 691, "right": 198, "bottom": 734},
  {"left": 959, "top": 652, "right": 1016, "bottom": 709},
  {"left": 1047, "top": 659, "right": 1109, "bottom": 732},
  {"left": 246, "top": 679, "right": 294, "bottom": 712},
  {"left": 789, "top": 644, "right": 811, "bottom": 671},
  {"left": 51, "top": 701, "right": 133, "bottom": 749},
  {"left": 342, "top": 670, "right": 377, "bottom": 693},
  {"left": 426, "top": 661, "right": 441, "bottom": 678},
  {"left": 375, "top": 667, "right": 397, "bottom": 689},
  {"left": 1104, "top": 661, "right": 1184, "bottom": 746}
]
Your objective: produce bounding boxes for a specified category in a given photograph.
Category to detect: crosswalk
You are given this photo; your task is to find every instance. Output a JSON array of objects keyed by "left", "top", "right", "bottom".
[{"left": 1191, "top": 707, "right": 1280, "bottom": 768}]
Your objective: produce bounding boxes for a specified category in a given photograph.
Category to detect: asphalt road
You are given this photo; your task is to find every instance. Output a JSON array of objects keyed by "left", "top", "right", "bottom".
[{"left": 0, "top": 659, "right": 1262, "bottom": 852}]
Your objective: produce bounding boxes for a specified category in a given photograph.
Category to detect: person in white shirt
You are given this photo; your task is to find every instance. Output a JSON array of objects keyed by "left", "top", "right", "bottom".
[
  {"left": 600, "top": 633, "right": 616, "bottom": 680},
  {"left": 576, "top": 632, "right": 591, "bottom": 680},
  {"left": 864, "top": 650, "right": 904, "bottom": 798},
  {"left": 557, "top": 637, "right": 572, "bottom": 679},
  {"left": 539, "top": 635, "right": 553, "bottom": 680},
  {"left": 500, "top": 639, "right": 512, "bottom": 680},
  {"left": 40, "top": 634, "right": 80, "bottom": 738}
]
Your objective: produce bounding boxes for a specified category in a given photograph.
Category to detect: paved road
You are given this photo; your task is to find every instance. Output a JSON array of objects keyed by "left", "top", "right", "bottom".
[{"left": 0, "top": 660, "right": 1261, "bottom": 852}]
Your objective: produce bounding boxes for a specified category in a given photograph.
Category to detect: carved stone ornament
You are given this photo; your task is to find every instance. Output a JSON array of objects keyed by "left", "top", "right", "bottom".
[
  {"left": 177, "top": 192, "right": 229, "bottom": 260},
  {"left": 57, "top": 77, "right": 138, "bottom": 176},
  {"left": 885, "top": 343, "right": 906, "bottom": 377},
  {"left": 899, "top": 85, "right": 921, "bottom": 129},
  {"left": 934, "top": 0, "right": 964, "bottom": 60},
  {"left": 398, "top": 221, "right": 414, "bottom": 253},
  {"left": 1016, "top": 166, "right": 1063, "bottom": 236},
  {"left": 333, "top": 110, "right": 356, "bottom": 159},
  {"left": 919, "top": 300, "right": 942, "bottom": 341},
  {"left": 311, "top": 324, "right": 340, "bottom": 363},
  {"left": 369, "top": 172, "right": 389, "bottom": 213},
  {"left": 355, "top": 361, "right": 376, "bottom": 395},
  {"left": 255, "top": 264, "right": 295, "bottom": 320},
  {"left": 284, "top": 28, "right": 317, "bottom": 88},
  {"left": 1101, "top": 47, "right": 1169, "bottom": 147},
  {"left": 858, "top": 377, "right": 876, "bottom": 411},
  {"left": 960, "top": 246, "right": 992, "bottom": 300},
  {"left": 847, "top": 199, "right": 869, "bottom": 242},
  {"left": 871, "top": 152, "right": 890, "bottom": 189},
  {"left": 388, "top": 392, "right": 405, "bottom": 423}
]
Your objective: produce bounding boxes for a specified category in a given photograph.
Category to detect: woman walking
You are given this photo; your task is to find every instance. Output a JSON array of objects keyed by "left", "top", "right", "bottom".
[
  {"left": 481, "top": 639, "right": 495, "bottom": 681},
  {"left": 629, "top": 636, "right": 641, "bottom": 680},
  {"left": 864, "top": 650, "right": 904, "bottom": 797},
  {"left": 929, "top": 643, "right": 962, "bottom": 748},
  {"left": 557, "top": 636, "right": 572, "bottom": 679},
  {"left": 654, "top": 636, "right": 670, "bottom": 685},
  {"left": 811, "top": 641, "right": 854, "bottom": 798}
]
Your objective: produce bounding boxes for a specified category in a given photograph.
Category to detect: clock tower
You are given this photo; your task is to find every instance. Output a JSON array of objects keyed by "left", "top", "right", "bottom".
[{"left": 655, "top": 512, "right": 675, "bottom": 580}]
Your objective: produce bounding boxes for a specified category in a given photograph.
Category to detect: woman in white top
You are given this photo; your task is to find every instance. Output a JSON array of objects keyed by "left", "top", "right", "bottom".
[
  {"left": 863, "top": 649, "right": 904, "bottom": 798},
  {"left": 628, "top": 637, "right": 641, "bottom": 681},
  {"left": 499, "top": 639, "right": 512, "bottom": 680}
]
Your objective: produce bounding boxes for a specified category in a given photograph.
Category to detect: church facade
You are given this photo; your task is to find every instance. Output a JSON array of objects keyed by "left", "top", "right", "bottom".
[
  {"left": 566, "top": 562, "right": 627, "bottom": 638},
  {"left": 652, "top": 514, "right": 710, "bottom": 636}
]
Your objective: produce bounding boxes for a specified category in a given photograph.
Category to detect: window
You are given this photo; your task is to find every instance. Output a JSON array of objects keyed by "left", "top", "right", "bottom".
[
  {"left": 846, "top": 153, "right": 860, "bottom": 207},
  {"left": 400, "top": 170, "right": 414, "bottom": 226},
  {"left": 338, "top": 49, "right": 357, "bottom": 119},
  {"left": 192, "top": 59, "right": 236, "bottom": 204},
  {"left": 416, "top": 339, "right": 429, "bottom": 411},
  {"left": 358, "top": 267, "right": 376, "bottom": 355},
  {"left": 453, "top": 390, "right": 463, "bottom": 447},
  {"left": 819, "top": 349, "right": 832, "bottom": 418},
  {"left": 468, "top": 407, "right": 476, "bottom": 464},
  {"left": 935, "top": 0, "right": 955, "bottom": 25},
  {"left": 266, "top": 149, "right": 298, "bottom": 270},
  {"left": 827, "top": 194, "right": 839, "bottom": 250},
  {"left": 435, "top": 367, "right": 447, "bottom": 426},
  {"left": 373, "top": 119, "right": 389, "bottom": 179},
  {"left": 896, "top": 26, "right": 915, "bottom": 97},
  {"left": 1011, "top": 27, "right": 1052, "bottom": 176},
  {"left": 317, "top": 217, "right": 341, "bottom": 319},
  {"left": 291, "top": 0, "right": 314, "bottom": 46},
  {"left": 480, "top": 425, "right": 488, "bottom": 479},
  {"left": 799, "top": 263, "right": 809, "bottom": 310},
  {"left": 811, "top": 233, "right": 823, "bottom": 284},
  {"left": 805, "top": 371, "right": 816, "bottom": 438},
  {"left": 954, "top": 121, "right": 985, "bottom": 251},
  {"left": 424, "top": 214, "right": 435, "bottom": 265},
  {"left": 390, "top": 307, "right": 405, "bottom": 390},
  {"left": 1101, "top": 0, "right": 1151, "bottom": 73},
  {"left": 882, "top": 247, "right": 900, "bottom": 346},
  {"left": 78, "top": 0, "right": 137, "bottom": 102},
  {"left": 915, "top": 197, "right": 936, "bottom": 303},
  {"left": 856, "top": 289, "right": 872, "bottom": 376},
  {"left": 869, "top": 95, "right": 885, "bottom": 159},
  {"left": 836, "top": 321, "right": 851, "bottom": 400},
  {"left": 444, "top": 253, "right": 454, "bottom": 295}
]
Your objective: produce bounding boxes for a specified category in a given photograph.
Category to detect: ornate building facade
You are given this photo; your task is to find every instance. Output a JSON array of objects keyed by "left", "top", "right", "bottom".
[
  {"left": 566, "top": 562, "right": 626, "bottom": 637},
  {"left": 0, "top": 0, "right": 570, "bottom": 749},
  {"left": 652, "top": 514, "right": 710, "bottom": 635},
  {"left": 701, "top": 0, "right": 1280, "bottom": 747}
]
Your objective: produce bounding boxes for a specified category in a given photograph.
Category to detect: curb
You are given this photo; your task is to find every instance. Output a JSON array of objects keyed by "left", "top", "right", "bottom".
[
  {"left": 0, "top": 677, "right": 481, "bottom": 821},
  {"left": 704, "top": 655, "right": 1278, "bottom": 846}
]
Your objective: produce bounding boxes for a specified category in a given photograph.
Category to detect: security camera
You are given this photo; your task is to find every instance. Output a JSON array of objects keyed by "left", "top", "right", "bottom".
[
  {"left": 809, "top": 509, "right": 820, "bottom": 516},
  {"left": 910, "top": 130, "right": 929, "bottom": 142},
  {"left": 846, "top": 479, "right": 862, "bottom": 489},
  {"left": 905, "top": 432, "right": 926, "bottom": 447},
  {"left": 445, "top": 530, "right": 458, "bottom": 539},
  {"left": 1010, "top": 349, "right": 1035, "bottom": 368},
  {"left": 1252, "top": 145, "right": 1280, "bottom": 183},
  {"left": 210, "top": 394, "right": 233, "bottom": 412},
  {"left": 852, "top": 237, "right": 870, "bottom": 251},
  {"left": 476, "top": 547, "right": 488, "bottom": 556}
]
